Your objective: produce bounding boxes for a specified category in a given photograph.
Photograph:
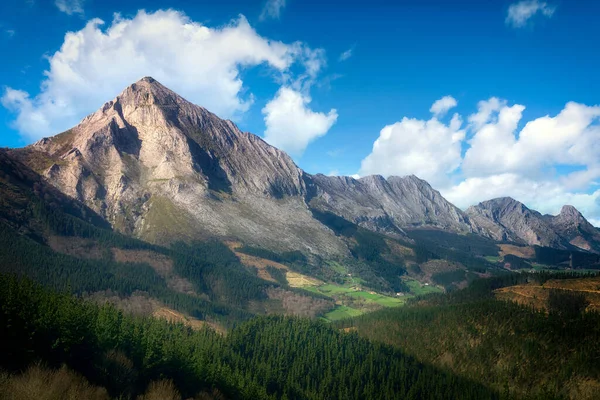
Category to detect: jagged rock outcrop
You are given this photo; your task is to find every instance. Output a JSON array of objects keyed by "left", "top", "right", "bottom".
[
  {"left": 12, "top": 77, "right": 347, "bottom": 256},
  {"left": 466, "top": 197, "right": 600, "bottom": 251},
  {"left": 545, "top": 205, "right": 600, "bottom": 252},
  {"left": 306, "top": 173, "right": 473, "bottom": 235},
  {"left": 466, "top": 197, "right": 564, "bottom": 247}
]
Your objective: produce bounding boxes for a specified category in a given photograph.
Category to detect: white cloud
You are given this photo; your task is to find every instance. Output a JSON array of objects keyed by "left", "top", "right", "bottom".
[
  {"left": 339, "top": 47, "right": 353, "bottom": 62},
  {"left": 444, "top": 174, "right": 600, "bottom": 220},
  {"left": 462, "top": 100, "right": 600, "bottom": 178},
  {"left": 260, "top": 0, "right": 286, "bottom": 21},
  {"left": 327, "top": 170, "right": 339, "bottom": 176},
  {"left": 2, "top": 10, "right": 326, "bottom": 141},
  {"left": 263, "top": 87, "right": 337, "bottom": 156},
  {"left": 359, "top": 96, "right": 600, "bottom": 222},
  {"left": 506, "top": 0, "right": 556, "bottom": 28},
  {"left": 359, "top": 100, "right": 465, "bottom": 187},
  {"left": 55, "top": 0, "right": 85, "bottom": 15},
  {"left": 5, "top": 29, "right": 15, "bottom": 37},
  {"left": 429, "top": 95, "right": 457, "bottom": 117}
]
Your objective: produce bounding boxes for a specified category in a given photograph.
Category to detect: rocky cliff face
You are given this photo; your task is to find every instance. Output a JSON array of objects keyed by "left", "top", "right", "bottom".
[
  {"left": 545, "top": 205, "right": 600, "bottom": 252},
  {"left": 306, "top": 173, "right": 473, "bottom": 236},
  {"left": 466, "top": 197, "right": 600, "bottom": 251},
  {"left": 12, "top": 77, "right": 347, "bottom": 256}
]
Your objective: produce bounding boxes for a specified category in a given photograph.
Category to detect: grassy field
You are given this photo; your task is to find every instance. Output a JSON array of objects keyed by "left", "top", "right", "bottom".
[
  {"left": 324, "top": 305, "right": 364, "bottom": 321},
  {"left": 296, "top": 273, "right": 441, "bottom": 321},
  {"left": 345, "top": 291, "right": 405, "bottom": 306},
  {"left": 232, "top": 250, "right": 440, "bottom": 321},
  {"left": 405, "top": 279, "right": 443, "bottom": 296},
  {"left": 485, "top": 255, "right": 501, "bottom": 263}
]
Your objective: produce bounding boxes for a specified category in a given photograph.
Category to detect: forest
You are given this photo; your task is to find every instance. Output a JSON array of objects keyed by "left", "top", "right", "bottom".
[
  {"left": 336, "top": 272, "right": 600, "bottom": 399},
  {"left": 0, "top": 273, "right": 500, "bottom": 400}
]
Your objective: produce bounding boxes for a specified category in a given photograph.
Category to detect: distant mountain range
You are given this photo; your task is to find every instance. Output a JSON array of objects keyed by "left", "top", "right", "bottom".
[{"left": 6, "top": 77, "right": 600, "bottom": 255}]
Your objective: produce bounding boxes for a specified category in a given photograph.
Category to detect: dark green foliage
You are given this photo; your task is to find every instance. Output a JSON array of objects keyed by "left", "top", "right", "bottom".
[
  {"left": 502, "top": 254, "right": 531, "bottom": 269},
  {"left": 409, "top": 232, "right": 494, "bottom": 273},
  {"left": 266, "top": 266, "right": 288, "bottom": 285},
  {"left": 338, "top": 273, "right": 600, "bottom": 399},
  {"left": 170, "top": 241, "right": 270, "bottom": 306},
  {"left": 0, "top": 274, "right": 500, "bottom": 400},
  {"left": 310, "top": 209, "right": 358, "bottom": 237},
  {"left": 431, "top": 269, "right": 467, "bottom": 289},
  {"left": 534, "top": 246, "right": 600, "bottom": 268},
  {"left": 547, "top": 289, "right": 590, "bottom": 321},
  {"left": 408, "top": 230, "right": 499, "bottom": 257},
  {"left": 533, "top": 246, "right": 570, "bottom": 266},
  {"left": 236, "top": 245, "right": 307, "bottom": 264},
  {"left": 414, "top": 244, "right": 440, "bottom": 263}
]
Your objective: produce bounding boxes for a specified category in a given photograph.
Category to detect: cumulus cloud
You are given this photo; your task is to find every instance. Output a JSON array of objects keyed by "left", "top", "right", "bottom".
[
  {"left": 444, "top": 174, "right": 600, "bottom": 220},
  {"left": 55, "top": 0, "right": 85, "bottom": 15},
  {"left": 462, "top": 100, "right": 600, "bottom": 178},
  {"left": 2, "top": 10, "right": 326, "bottom": 141},
  {"left": 429, "top": 95, "right": 457, "bottom": 117},
  {"left": 263, "top": 87, "right": 338, "bottom": 155},
  {"left": 339, "top": 47, "right": 353, "bottom": 62},
  {"left": 359, "top": 96, "right": 600, "bottom": 222},
  {"left": 260, "top": 0, "right": 286, "bottom": 21},
  {"left": 359, "top": 104, "right": 465, "bottom": 187},
  {"left": 506, "top": 0, "right": 556, "bottom": 28}
]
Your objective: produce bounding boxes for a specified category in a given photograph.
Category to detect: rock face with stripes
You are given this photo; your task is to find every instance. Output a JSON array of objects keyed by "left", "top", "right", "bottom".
[
  {"left": 466, "top": 198, "right": 600, "bottom": 253},
  {"left": 305, "top": 173, "right": 473, "bottom": 236},
  {"left": 11, "top": 77, "right": 347, "bottom": 256}
]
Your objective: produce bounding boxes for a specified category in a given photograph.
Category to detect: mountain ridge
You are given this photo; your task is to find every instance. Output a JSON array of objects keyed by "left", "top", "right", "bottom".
[{"left": 8, "top": 77, "right": 600, "bottom": 255}]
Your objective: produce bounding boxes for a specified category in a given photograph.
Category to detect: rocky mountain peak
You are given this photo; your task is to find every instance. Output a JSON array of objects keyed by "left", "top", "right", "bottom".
[
  {"left": 558, "top": 205, "right": 584, "bottom": 221},
  {"left": 467, "top": 199, "right": 600, "bottom": 252},
  {"left": 12, "top": 78, "right": 350, "bottom": 256},
  {"left": 466, "top": 197, "right": 565, "bottom": 247},
  {"left": 118, "top": 76, "right": 186, "bottom": 106}
]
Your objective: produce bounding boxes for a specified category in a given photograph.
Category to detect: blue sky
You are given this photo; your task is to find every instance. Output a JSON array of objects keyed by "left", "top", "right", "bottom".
[{"left": 1, "top": 0, "right": 600, "bottom": 222}]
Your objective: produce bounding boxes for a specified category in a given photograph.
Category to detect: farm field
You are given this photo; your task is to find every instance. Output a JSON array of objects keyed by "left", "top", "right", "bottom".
[{"left": 290, "top": 268, "right": 442, "bottom": 321}]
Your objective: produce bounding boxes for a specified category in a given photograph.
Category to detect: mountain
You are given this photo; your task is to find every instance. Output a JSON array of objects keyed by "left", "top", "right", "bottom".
[
  {"left": 466, "top": 197, "right": 600, "bottom": 252},
  {"left": 466, "top": 197, "right": 564, "bottom": 247},
  {"left": 9, "top": 77, "right": 348, "bottom": 256},
  {"left": 0, "top": 148, "right": 110, "bottom": 237},
  {"left": 306, "top": 173, "right": 472, "bottom": 236},
  {"left": 546, "top": 205, "right": 600, "bottom": 252},
  {"left": 10, "top": 77, "right": 476, "bottom": 255},
  {"left": 9, "top": 77, "right": 600, "bottom": 258}
]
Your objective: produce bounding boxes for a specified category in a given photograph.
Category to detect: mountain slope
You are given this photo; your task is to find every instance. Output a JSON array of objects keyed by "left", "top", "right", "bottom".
[
  {"left": 306, "top": 173, "right": 472, "bottom": 236},
  {"left": 10, "top": 77, "right": 347, "bottom": 256},
  {"left": 546, "top": 205, "right": 600, "bottom": 252},
  {"left": 466, "top": 197, "right": 567, "bottom": 248},
  {"left": 466, "top": 197, "right": 600, "bottom": 253}
]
